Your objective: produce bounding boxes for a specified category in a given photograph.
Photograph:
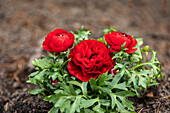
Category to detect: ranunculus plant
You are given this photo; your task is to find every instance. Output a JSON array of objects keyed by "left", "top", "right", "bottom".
[{"left": 27, "top": 27, "right": 164, "bottom": 113}]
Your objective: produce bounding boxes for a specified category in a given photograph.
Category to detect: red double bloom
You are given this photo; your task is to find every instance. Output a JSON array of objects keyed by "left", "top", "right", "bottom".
[
  {"left": 43, "top": 29, "right": 75, "bottom": 53},
  {"left": 68, "top": 40, "right": 115, "bottom": 82},
  {"left": 105, "top": 31, "right": 137, "bottom": 54}
]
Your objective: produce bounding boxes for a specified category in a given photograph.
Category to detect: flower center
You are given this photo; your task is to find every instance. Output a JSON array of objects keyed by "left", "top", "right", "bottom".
[
  {"left": 57, "top": 33, "right": 67, "bottom": 37},
  {"left": 89, "top": 53, "right": 98, "bottom": 60},
  {"left": 54, "top": 33, "right": 70, "bottom": 43},
  {"left": 120, "top": 33, "right": 130, "bottom": 39}
]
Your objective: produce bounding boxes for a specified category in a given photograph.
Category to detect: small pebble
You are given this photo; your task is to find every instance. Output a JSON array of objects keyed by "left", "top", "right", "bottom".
[
  {"left": 13, "top": 82, "right": 19, "bottom": 88},
  {"left": 137, "top": 104, "right": 144, "bottom": 108},
  {"left": 23, "top": 88, "right": 27, "bottom": 92},
  {"left": 152, "top": 104, "right": 157, "bottom": 109},
  {"left": 168, "top": 77, "right": 170, "bottom": 82}
]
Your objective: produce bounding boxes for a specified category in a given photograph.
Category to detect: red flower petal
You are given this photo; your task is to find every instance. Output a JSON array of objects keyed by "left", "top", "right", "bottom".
[
  {"left": 128, "top": 37, "right": 137, "bottom": 49},
  {"left": 124, "top": 48, "right": 137, "bottom": 54}
]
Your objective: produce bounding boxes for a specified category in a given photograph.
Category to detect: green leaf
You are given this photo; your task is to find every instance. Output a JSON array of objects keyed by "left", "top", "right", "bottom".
[
  {"left": 58, "top": 83, "right": 72, "bottom": 95},
  {"left": 149, "top": 80, "right": 159, "bottom": 86},
  {"left": 60, "top": 100, "right": 71, "bottom": 112},
  {"left": 127, "top": 73, "right": 138, "bottom": 89},
  {"left": 103, "top": 26, "right": 117, "bottom": 34},
  {"left": 72, "top": 26, "right": 91, "bottom": 45},
  {"left": 106, "top": 74, "right": 114, "bottom": 81},
  {"left": 109, "top": 94, "right": 116, "bottom": 109},
  {"left": 49, "top": 106, "right": 59, "bottom": 113},
  {"left": 97, "top": 72, "right": 108, "bottom": 86},
  {"left": 55, "top": 98, "right": 67, "bottom": 108},
  {"left": 99, "top": 99, "right": 110, "bottom": 106},
  {"left": 50, "top": 72, "right": 59, "bottom": 81},
  {"left": 32, "top": 59, "right": 52, "bottom": 69},
  {"left": 28, "top": 71, "right": 39, "bottom": 77},
  {"left": 93, "top": 103, "right": 105, "bottom": 113},
  {"left": 119, "top": 97, "right": 134, "bottom": 111},
  {"left": 116, "top": 98, "right": 124, "bottom": 112},
  {"left": 109, "top": 92, "right": 134, "bottom": 112},
  {"left": 99, "top": 87, "right": 111, "bottom": 93},
  {"left": 89, "top": 79, "right": 98, "bottom": 91},
  {"left": 84, "top": 109, "right": 95, "bottom": 113},
  {"left": 49, "top": 52, "right": 54, "bottom": 57},
  {"left": 26, "top": 80, "right": 31, "bottom": 83},
  {"left": 68, "top": 81, "right": 88, "bottom": 98},
  {"left": 114, "top": 82, "right": 128, "bottom": 90},
  {"left": 113, "top": 91, "right": 135, "bottom": 97},
  {"left": 42, "top": 55, "right": 53, "bottom": 60},
  {"left": 44, "top": 95, "right": 58, "bottom": 102},
  {"left": 54, "top": 90, "right": 63, "bottom": 94},
  {"left": 68, "top": 81, "right": 82, "bottom": 87},
  {"left": 69, "top": 84, "right": 77, "bottom": 95},
  {"left": 34, "top": 69, "right": 46, "bottom": 81},
  {"left": 70, "top": 96, "right": 82, "bottom": 113},
  {"left": 81, "top": 98, "right": 98, "bottom": 108},
  {"left": 121, "top": 42, "right": 126, "bottom": 50},
  {"left": 27, "top": 78, "right": 37, "bottom": 84},
  {"left": 29, "top": 88, "right": 45, "bottom": 95},
  {"left": 138, "top": 76, "right": 147, "bottom": 89},
  {"left": 108, "top": 69, "right": 125, "bottom": 90},
  {"left": 75, "top": 89, "right": 81, "bottom": 95},
  {"left": 113, "top": 63, "right": 125, "bottom": 69},
  {"left": 81, "top": 82, "right": 88, "bottom": 98},
  {"left": 134, "top": 38, "right": 143, "bottom": 59}
]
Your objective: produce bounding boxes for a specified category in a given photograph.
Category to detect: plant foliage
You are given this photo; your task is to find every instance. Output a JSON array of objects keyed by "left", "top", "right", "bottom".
[{"left": 27, "top": 27, "right": 164, "bottom": 113}]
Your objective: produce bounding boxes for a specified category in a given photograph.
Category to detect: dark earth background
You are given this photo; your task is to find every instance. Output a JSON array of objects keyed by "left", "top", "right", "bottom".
[{"left": 0, "top": 0, "right": 170, "bottom": 112}]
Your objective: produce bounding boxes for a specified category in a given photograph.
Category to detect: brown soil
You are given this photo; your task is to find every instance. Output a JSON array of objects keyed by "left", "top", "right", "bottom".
[{"left": 0, "top": 0, "right": 170, "bottom": 113}]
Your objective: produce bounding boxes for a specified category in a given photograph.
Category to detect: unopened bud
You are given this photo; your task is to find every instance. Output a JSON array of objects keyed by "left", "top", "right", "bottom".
[
  {"left": 146, "top": 52, "right": 148, "bottom": 56},
  {"left": 138, "top": 40, "right": 143, "bottom": 46},
  {"left": 116, "top": 70, "right": 119, "bottom": 73},
  {"left": 143, "top": 46, "right": 149, "bottom": 51},
  {"left": 50, "top": 78, "right": 58, "bottom": 85}
]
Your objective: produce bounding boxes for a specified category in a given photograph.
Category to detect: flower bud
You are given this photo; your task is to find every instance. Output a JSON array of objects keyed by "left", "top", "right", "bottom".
[
  {"left": 143, "top": 46, "right": 149, "bottom": 51},
  {"left": 146, "top": 52, "right": 148, "bottom": 56},
  {"left": 138, "top": 40, "right": 143, "bottom": 47},
  {"left": 50, "top": 78, "right": 58, "bottom": 85}
]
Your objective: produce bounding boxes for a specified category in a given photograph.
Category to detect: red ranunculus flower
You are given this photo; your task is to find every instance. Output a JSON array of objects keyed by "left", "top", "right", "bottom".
[
  {"left": 43, "top": 29, "right": 75, "bottom": 53},
  {"left": 105, "top": 31, "right": 137, "bottom": 54},
  {"left": 68, "top": 40, "right": 115, "bottom": 82}
]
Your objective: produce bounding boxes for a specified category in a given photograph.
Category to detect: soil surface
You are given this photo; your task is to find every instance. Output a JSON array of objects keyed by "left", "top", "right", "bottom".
[{"left": 0, "top": 0, "right": 170, "bottom": 113}]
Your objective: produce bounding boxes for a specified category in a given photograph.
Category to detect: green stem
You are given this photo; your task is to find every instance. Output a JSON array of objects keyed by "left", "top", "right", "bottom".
[
  {"left": 60, "top": 58, "right": 71, "bottom": 70},
  {"left": 83, "top": 95, "right": 88, "bottom": 99},
  {"left": 45, "top": 88, "right": 53, "bottom": 95},
  {"left": 131, "top": 62, "right": 151, "bottom": 70},
  {"left": 53, "top": 52, "right": 60, "bottom": 63}
]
